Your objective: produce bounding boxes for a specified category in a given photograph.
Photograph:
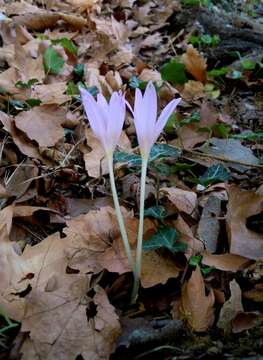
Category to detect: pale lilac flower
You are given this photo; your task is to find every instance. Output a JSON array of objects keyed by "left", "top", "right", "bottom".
[
  {"left": 80, "top": 87, "right": 126, "bottom": 155},
  {"left": 128, "top": 81, "right": 181, "bottom": 159}
]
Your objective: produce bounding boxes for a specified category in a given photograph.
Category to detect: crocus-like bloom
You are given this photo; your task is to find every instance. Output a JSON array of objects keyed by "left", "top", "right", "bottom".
[
  {"left": 80, "top": 87, "right": 126, "bottom": 155},
  {"left": 129, "top": 81, "right": 181, "bottom": 159}
]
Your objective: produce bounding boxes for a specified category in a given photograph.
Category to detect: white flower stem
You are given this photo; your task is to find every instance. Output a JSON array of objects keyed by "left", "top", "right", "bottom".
[
  {"left": 107, "top": 154, "right": 134, "bottom": 271},
  {"left": 131, "top": 156, "right": 148, "bottom": 303}
]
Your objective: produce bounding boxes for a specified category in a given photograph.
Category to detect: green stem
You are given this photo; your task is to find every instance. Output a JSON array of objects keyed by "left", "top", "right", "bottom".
[
  {"left": 131, "top": 156, "right": 148, "bottom": 303},
  {"left": 107, "top": 154, "right": 134, "bottom": 271}
]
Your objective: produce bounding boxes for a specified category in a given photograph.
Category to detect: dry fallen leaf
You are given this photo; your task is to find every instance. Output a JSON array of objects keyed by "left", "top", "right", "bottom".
[
  {"left": 0, "top": 231, "right": 121, "bottom": 360},
  {"left": 179, "top": 266, "right": 215, "bottom": 331},
  {"left": 31, "top": 82, "right": 71, "bottom": 105},
  {"left": 182, "top": 80, "right": 205, "bottom": 102},
  {"left": 141, "top": 250, "right": 180, "bottom": 288},
  {"left": 0, "top": 111, "right": 47, "bottom": 162},
  {"left": 231, "top": 311, "right": 262, "bottom": 333},
  {"left": 160, "top": 187, "right": 197, "bottom": 216},
  {"left": 84, "top": 128, "right": 131, "bottom": 178},
  {"left": 182, "top": 45, "right": 207, "bottom": 84},
  {"left": 15, "top": 105, "right": 66, "bottom": 147},
  {"left": 13, "top": 42, "right": 45, "bottom": 83},
  {"left": 226, "top": 185, "right": 263, "bottom": 259},
  {"left": 217, "top": 279, "right": 244, "bottom": 332},
  {"left": 202, "top": 253, "right": 251, "bottom": 272}
]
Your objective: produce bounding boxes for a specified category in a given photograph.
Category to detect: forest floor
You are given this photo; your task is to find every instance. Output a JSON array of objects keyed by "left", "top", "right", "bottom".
[{"left": 0, "top": 0, "right": 263, "bottom": 359}]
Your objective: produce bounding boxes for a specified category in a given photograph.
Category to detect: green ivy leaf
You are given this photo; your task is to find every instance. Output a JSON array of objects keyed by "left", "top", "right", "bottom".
[
  {"left": 149, "top": 144, "right": 180, "bottom": 162},
  {"left": 43, "top": 47, "right": 65, "bottom": 75},
  {"left": 161, "top": 60, "right": 187, "bottom": 85},
  {"left": 143, "top": 226, "right": 187, "bottom": 253},
  {"left": 113, "top": 152, "right": 142, "bottom": 167},
  {"left": 149, "top": 162, "right": 171, "bottom": 176},
  {"left": 231, "top": 130, "right": 263, "bottom": 141},
  {"left": 144, "top": 206, "right": 167, "bottom": 220},
  {"left": 199, "top": 163, "right": 230, "bottom": 186}
]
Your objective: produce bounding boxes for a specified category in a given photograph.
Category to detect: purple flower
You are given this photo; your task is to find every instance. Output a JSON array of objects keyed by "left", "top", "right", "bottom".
[
  {"left": 128, "top": 81, "right": 181, "bottom": 159},
  {"left": 80, "top": 88, "right": 126, "bottom": 155}
]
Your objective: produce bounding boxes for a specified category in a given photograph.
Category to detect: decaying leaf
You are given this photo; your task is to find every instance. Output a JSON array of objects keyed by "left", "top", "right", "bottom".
[{"left": 179, "top": 266, "right": 215, "bottom": 331}]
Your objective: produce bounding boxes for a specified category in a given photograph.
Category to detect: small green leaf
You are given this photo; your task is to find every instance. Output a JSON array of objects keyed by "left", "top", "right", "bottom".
[
  {"left": 43, "top": 46, "right": 65, "bottom": 75},
  {"left": 73, "top": 63, "right": 84, "bottom": 78},
  {"left": 149, "top": 162, "right": 171, "bottom": 176},
  {"left": 143, "top": 226, "right": 187, "bottom": 253},
  {"left": 51, "top": 38, "right": 77, "bottom": 55},
  {"left": 171, "top": 162, "right": 195, "bottom": 173},
  {"left": 25, "top": 98, "right": 41, "bottom": 108},
  {"left": 149, "top": 144, "right": 180, "bottom": 162},
  {"left": 212, "top": 123, "right": 231, "bottom": 138},
  {"left": 67, "top": 81, "right": 79, "bottom": 95},
  {"left": 113, "top": 152, "right": 142, "bottom": 167},
  {"left": 201, "top": 265, "right": 214, "bottom": 275},
  {"left": 144, "top": 206, "right": 167, "bottom": 220},
  {"left": 189, "top": 255, "right": 202, "bottom": 266},
  {"left": 164, "top": 113, "right": 177, "bottom": 133},
  {"left": 208, "top": 67, "right": 228, "bottom": 78},
  {"left": 179, "top": 111, "right": 200, "bottom": 126},
  {"left": 15, "top": 78, "right": 38, "bottom": 89},
  {"left": 129, "top": 75, "right": 148, "bottom": 90},
  {"left": 241, "top": 60, "right": 255, "bottom": 70},
  {"left": 231, "top": 130, "right": 263, "bottom": 141},
  {"left": 161, "top": 60, "right": 187, "bottom": 85},
  {"left": 199, "top": 163, "right": 230, "bottom": 186}
]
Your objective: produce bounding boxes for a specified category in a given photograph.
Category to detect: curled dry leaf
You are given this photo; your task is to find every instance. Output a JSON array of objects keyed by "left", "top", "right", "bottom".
[
  {"left": 226, "top": 185, "right": 263, "bottom": 259},
  {"left": 202, "top": 253, "right": 251, "bottom": 272},
  {"left": 0, "top": 111, "right": 47, "bottom": 162},
  {"left": 179, "top": 266, "right": 215, "bottom": 332},
  {"left": 182, "top": 45, "right": 207, "bottom": 84},
  {"left": 15, "top": 105, "right": 66, "bottom": 147},
  {"left": 173, "top": 215, "right": 204, "bottom": 258}
]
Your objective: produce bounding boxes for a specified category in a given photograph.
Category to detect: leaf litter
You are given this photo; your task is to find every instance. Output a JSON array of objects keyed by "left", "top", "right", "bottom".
[{"left": 0, "top": 0, "right": 263, "bottom": 359}]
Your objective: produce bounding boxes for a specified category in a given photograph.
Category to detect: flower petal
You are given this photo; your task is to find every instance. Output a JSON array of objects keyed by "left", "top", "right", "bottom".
[
  {"left": 143, "top": 81, "right": 157, "bottom": 129},
  {"left": 80, "top": 88, "right": 107, "bottom": 148},
  {"left": 108, "top": 92, "right": 126, "bottom": 151},
  {"left": 154, "top": 98, "right": 181, "bottom": 142}
]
